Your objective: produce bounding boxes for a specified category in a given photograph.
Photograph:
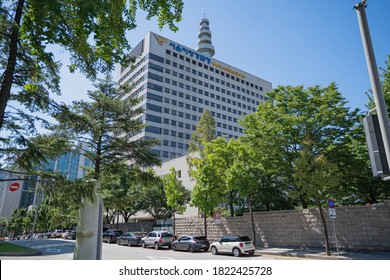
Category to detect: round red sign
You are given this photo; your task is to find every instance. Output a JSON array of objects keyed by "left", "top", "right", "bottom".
[{"left": 9, "top": 182, "right": 20, "bottom": 192}]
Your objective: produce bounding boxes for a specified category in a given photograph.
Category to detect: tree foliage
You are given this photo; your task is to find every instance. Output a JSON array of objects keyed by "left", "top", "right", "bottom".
[
  {"left": 50, "top": 76, "right": 160, "bottom": 180},
  {"left": 0, "top": 0, "right": 183, "bottom": 166},
  {"left": 241, "top": 83, "right": 361, "bottom": 208}
]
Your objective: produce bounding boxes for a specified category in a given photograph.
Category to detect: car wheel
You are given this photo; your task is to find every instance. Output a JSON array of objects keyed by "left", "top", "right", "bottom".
[
  {"left": 172, "top": 244, "right": 177, "bottom": 251},
  {"left": 141, "top": 241, "right": 146, "bottom": 248},
  {"left": 188, "top": 245, "right": 194, "bottom": 253},
  {"left": 154, "top": 243, "right": 160, "bottom": 250},
  {"left": 211, "top": 246, "right": 218, "bottom": 255},
  {"left": 233, "top": 248, "right": 242, "bottom": 257},
  {"left": 204, "top": 247, "right": 209, "bottom": 252}
]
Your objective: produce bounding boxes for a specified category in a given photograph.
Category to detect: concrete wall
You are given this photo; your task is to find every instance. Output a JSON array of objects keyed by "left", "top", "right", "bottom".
[{"left": 111, "top": 202, "right": 390, "bottom": 252}]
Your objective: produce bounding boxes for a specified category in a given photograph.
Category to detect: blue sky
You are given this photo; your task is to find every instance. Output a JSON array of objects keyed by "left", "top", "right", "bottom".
[{"left": 57, "top": 0, "right": 390, "bottom": 113}]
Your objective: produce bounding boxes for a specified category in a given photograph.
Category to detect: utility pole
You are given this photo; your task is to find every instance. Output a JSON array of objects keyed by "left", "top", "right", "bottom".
[{"left": 354, "top": 1, "right": 390, "bottom": 179}]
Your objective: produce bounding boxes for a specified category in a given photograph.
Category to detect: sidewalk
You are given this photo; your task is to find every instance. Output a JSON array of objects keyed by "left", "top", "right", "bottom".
[{"left": 257, "top": 247, "right": 390, "bottom": 260}]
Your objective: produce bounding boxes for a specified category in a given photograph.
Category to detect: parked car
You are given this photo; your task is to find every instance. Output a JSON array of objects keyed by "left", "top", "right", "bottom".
[
  {"left": 102, "top": 229, "right": 123, "bottom": 243},
  {"left": 141, "top": 231, "right": 174, "bottom": 250},
  {"left": 64, "top": 230, "right": 76, "bottom": 240},
  {"left": 52, "top": 229, "right": 63, "bottom": 238},
  {"left": 117, "top": 232, "right": 143, "bottom": 246},
  {"left": 210, "top": 235, "right": 256, "bottom": 257},
  {"left": 62, "top": 230, "right": 72, "bottom": 239},
  {"left": 171, "top": 235, "right": 209, "bottom": 252}
]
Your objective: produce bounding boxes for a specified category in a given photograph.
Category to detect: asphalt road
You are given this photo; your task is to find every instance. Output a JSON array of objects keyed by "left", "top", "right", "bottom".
[{"left": 1, "top": 239, "right": 296, "bottom": 260}]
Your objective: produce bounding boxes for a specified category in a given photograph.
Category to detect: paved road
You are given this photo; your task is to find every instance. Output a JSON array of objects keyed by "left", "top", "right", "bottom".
[{"left": 1, "top": 239, "right": 298, "bottom": 260}]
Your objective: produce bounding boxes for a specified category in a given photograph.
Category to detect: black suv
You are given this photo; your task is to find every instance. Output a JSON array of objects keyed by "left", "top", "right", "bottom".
[{"left": 102, "top": 229, "right": 123, "bottom": 243}]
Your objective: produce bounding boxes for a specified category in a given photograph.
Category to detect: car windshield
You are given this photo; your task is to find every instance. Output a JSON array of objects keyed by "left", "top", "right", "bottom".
[{"left": 239, "top": 236, "right": 251, "bottom": 242}]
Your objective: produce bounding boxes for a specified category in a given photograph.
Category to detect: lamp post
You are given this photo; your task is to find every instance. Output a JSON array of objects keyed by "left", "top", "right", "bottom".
[{"left": 354, "top": 1, "right": 390, "bottom": 178}]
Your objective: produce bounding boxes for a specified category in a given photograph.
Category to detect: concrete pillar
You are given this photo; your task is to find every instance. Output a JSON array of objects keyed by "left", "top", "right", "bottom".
[{"left": 73, "top": 180, "right": 103, "bottom": 260}]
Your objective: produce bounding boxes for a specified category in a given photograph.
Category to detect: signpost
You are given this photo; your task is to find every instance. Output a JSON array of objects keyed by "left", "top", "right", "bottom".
[
  {"left": 215, "top": 211, "right": 221, "bottom": 225},
  {"left": 9, "top": 182, "right": 20, "bottom": 192},
  {"left": 328, "top": 199, "right": 339, "bottom": 255}
]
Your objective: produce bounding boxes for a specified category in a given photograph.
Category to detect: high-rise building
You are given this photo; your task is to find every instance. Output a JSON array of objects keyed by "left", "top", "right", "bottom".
[
  {"left": 118, "top": 17, "right": 272, "bottom": 160},
  {"left": 42, "top": 145, "right": 93, "bottom": 180}
]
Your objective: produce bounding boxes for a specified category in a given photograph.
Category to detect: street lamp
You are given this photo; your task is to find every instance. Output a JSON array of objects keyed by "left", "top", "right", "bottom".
[{"left": 354, "top": 1, "right": 390, "bottom": 179}]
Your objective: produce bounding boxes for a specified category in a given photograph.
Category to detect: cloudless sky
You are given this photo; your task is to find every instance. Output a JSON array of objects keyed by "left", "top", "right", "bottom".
[{"left": 56, "top": 0, "right": 390, "bottom": 113}]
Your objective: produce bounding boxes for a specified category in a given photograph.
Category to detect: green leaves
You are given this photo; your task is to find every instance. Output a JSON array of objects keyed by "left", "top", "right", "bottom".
[
  {"left": 163, "top": 167, "right": 190, "bottom": 215},
  {"left": 51, "top": 76, "right": 160, "bottom": 179}
]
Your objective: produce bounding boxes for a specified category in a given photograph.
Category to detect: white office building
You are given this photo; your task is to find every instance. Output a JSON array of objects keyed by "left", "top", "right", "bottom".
[{"left": 118, "top": 17, "right": 272, "bottom": 160}]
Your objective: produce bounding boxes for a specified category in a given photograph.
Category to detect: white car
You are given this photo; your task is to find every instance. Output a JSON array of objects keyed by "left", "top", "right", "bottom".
[{"left": 210, "top": 235, "right": 256, "bottom": 257}]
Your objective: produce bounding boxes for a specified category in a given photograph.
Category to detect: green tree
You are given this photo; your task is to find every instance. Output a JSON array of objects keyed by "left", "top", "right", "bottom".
[
  {"left": 190, "top": 153, "right": 226, "bottom": 238},
  {"left": 163, "top": 167, "right": 190, "bottom": 237},
  {"left": 0, "top": 216, "right": 8, "bottom": 236},
  {"left": 292, "top": 143, "right": 339, "bottom": 256},
  {"left": 0, "top": 0, "right": 184, "bottom": 177},
  {"left": 187, "top": 109, "right": 216, "bottom": 237},
  {"left": 100, "top": 166, "right": 153, "bottom": 228},
  {"left": 188, "top": 108, "right": 216, "bottom": 155},
  {"left": 241, "top": 83, "right": 360, "bottom": 208},
  {"left": 50, "top": 77, "right": 160, "bottom": 182},
  {"left": 139, "top": 170, "right": 173, "bottom": 221},
  {"left": 0, "top": 0, "right": 184, "bottom": 133},
  {"left": 6, "top": 208, "right": 32, "bottom": 236}
]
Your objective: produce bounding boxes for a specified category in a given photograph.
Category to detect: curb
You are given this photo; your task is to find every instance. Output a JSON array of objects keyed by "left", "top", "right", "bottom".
[
  {"left": 0, "top": 250, "right": 42, "bottom": 256},
  {"left": 257, "top": 250, "right": 347, "bottom": 260}
]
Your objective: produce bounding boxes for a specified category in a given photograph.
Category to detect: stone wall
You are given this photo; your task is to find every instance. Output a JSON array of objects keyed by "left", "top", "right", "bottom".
[
  {"left": 105, "top": 221, "right": 154, "bottom": 234},
  {"left": 109, "top": 201, "right": 390, "bottom": 252},
  {"left": 174, "top": 201, "right": 390, "bottom": 252}
]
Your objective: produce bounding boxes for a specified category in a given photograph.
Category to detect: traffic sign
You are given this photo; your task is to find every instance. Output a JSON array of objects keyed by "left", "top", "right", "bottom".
[
  {"left": 327, "top": 199, "right": 335, "bottom": 208},
  {"left": 9, "top": 182, "right": 20, "bottom": 192},
  {"left": 215, "top": 211, "right": 221, "bottom": 224},
  {"left": 329, "top": 208, "right": 337, "bottom": 219}
]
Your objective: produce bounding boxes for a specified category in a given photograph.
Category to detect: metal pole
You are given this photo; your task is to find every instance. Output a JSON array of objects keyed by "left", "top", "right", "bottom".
[
  {"left": 332, "top": 219, "right": 339, "bottom": 256},
  {"left": 354, "top": 1, "right": 390, "bottom": 173},
  {"left": 29, "top": 176, "right": 40, "bottom": 248}
]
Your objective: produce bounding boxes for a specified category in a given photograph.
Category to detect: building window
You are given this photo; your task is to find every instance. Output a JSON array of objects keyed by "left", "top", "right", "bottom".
[
  {"left": 149, "top": 53, "right": 164, "bottom": 63},
  {"left": 146, "top": 103, "right": 162, "bottom": 112},
  {"left": 146, "top": 114, "right": 162, "bottom": 123},
  {"left": 145, "top": 126, "right": 161, "bottom": 134}
]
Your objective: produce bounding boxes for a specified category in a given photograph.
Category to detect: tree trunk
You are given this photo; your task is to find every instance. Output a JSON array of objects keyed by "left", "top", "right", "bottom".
[
  {"left": 317, "top": 199, "right": 331, "bottom": 256},
  {"left": 203, "top": 212, "right": 207, "bottom": 238},
  {"left": 173, "top": 212, "right": 176, "bottom": 238},
  {"left": 300, "top": 195, "right": 308, "bottom": 209},
  {"left": 229, "top": 191, "right": 235, "bottom": 217},
  {"left": 0, "top": 0, "right": 25, "bottom": 130},
  {"left": 248, "top": 195, "right": 257, "bottom": 248}
]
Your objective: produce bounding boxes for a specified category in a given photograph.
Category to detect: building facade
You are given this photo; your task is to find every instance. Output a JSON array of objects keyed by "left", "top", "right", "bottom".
[
  {"left": 42, "top": 146, "right": 93, "bottom": 180},
  {"left": 118, "top": 18, "right": 272, "bottom": 160}
]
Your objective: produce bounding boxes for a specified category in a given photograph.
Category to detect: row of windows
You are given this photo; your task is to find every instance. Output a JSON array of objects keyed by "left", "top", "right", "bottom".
[
  {"left": 165, "top": 49, "right": 265, "bottom": 91},
  {"left": 119, "top": 54, "right": 148, "bottom": 83},
  {"left": 165, "top": 68, "right": 264, "bottom": 103},
  {"left": 146, "top": 109, "right": 243, "bottom": 135},
  {"left": 145, "top": 85, "right": 249, "bottom": 123},
  {"left": 146, "top": 77, "right": 258, "bottom": 114}
]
